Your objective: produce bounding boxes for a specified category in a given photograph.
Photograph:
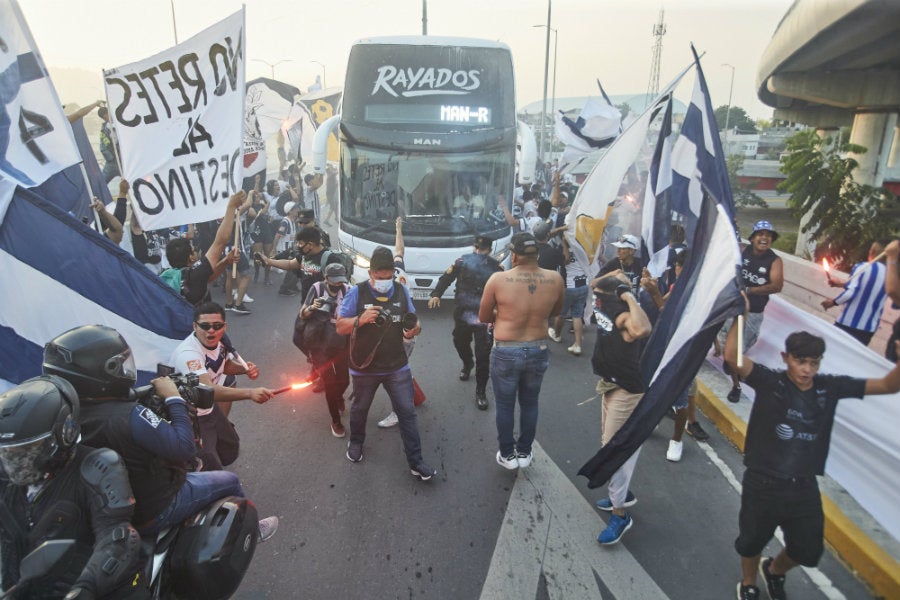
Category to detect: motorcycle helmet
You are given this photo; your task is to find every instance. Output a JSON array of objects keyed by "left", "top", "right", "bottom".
[
  {"left": 43, "top": 325, "right": 136, "bottom": 398},
  {"left": 0, "top": 375, "right": 80, "bottom": 486}
]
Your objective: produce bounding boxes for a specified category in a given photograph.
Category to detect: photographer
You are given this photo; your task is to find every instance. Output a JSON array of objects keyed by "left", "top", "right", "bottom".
[
  {"left": 588, "top": 274, "right": 651, "bottom": 546},
  {"left": 42, "top": 325, "right": 278, "bottom": 542},
  {"left": 335, "top": 246, "right": 436, "bottom": 481},
  {"left": 299, "top": 263, "right": 351, "bottom": 437}
]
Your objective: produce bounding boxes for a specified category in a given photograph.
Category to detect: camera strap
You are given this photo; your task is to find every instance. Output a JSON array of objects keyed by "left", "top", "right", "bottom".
[{"left": 348, "top": 282, "right": 404, "bottom": 371}]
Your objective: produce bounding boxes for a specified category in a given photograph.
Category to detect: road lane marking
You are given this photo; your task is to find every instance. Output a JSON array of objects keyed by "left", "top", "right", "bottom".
[{"left": 480, "top": 441, "right": 669, "bottom": 600}]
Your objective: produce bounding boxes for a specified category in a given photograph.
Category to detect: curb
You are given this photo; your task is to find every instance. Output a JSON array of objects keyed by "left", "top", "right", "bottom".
[{"left": 695, "top": 380, "right": 900, "bottom": 599}]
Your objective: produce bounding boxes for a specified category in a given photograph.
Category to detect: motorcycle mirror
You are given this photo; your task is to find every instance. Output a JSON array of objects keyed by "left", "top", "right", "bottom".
[{"left": 0, "top": 539, "right": 76, "bottom": 599}]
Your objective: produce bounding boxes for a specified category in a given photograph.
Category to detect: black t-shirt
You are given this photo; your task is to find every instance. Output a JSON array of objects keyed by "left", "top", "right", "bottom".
[
  {"left": 182, "top": 254, "right": 214, "bottom": 306},
  {"left": 591, "top": 306, "right": 644, "bottom": 393},
  {"left": 743, "top": 364, "right": 866, "bottom": 478},
  {"left": 741, "top": 246, "right": 778, "bottom": 313}
]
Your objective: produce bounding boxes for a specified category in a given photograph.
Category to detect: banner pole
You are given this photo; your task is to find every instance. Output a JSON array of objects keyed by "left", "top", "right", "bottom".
[{"left": 736, "top": 314, "right": 744, "bottom": 369}]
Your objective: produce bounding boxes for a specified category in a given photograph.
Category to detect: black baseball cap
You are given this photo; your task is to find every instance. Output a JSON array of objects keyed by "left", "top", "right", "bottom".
[
  {"left": 508, "top": 232, "right": 538, "bottom": 255},
  {"left": 473, "top": 235, "right": 493, "bottom": 250},
  {"left": 298, "top": 209, "right": 315, "bottom": 224}
]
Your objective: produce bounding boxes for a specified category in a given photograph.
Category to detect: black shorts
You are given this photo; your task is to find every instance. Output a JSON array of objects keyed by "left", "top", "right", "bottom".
[{"left": 734, "top": 469, "right": 824, "bottom": 566}]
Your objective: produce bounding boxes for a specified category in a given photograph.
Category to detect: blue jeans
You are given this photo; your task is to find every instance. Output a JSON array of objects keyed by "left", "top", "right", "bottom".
[
  {"left": 139, "top": 470, "right": 245, "bottom": 536},
  {"left": 349, "top": 368, "right": 423, "bottom": 467},
  {"left": 490, "top": 344, "right": 550, "bottom": 456}
]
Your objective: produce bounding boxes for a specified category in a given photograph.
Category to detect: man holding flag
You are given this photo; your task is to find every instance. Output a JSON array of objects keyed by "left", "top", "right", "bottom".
[{"left": 589, "top": 273, "right": 651, "bottom": 544}]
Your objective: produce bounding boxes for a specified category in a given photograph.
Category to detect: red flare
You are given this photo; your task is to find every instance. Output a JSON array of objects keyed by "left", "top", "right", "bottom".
[{"left": 272, "top": 381, "right": 313, "bottom": 395}]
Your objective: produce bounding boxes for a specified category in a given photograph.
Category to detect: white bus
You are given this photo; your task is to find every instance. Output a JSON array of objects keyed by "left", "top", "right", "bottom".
[{"left": 312, "top": 36, "right": 535, "bottom": 298}]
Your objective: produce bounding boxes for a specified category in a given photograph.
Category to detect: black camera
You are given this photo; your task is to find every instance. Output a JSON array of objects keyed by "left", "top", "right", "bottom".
[
  {"left": 401, "top": 312, "right": 418, "bottom": 331},
  {"left": 132, "top": 364, "right": 215, "bottom": 415},
  {"left": 314, "top": 296, "right": 338, "bottom": 312},
  {"left": 253, "top": 251, "right": 265, "bottom": 264},
  {"left": 373, "top": 307, "right": 393, "bottom": 326}
]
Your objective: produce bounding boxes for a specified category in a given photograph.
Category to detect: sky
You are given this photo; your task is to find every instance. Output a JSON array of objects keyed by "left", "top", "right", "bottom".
[{"left": 20, "top": 0, "right": 794, "bottom": 120}]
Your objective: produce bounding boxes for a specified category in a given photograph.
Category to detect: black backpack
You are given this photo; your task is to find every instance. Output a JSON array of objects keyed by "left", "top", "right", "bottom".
[{"left": 321, "top": 249, "right": 354, "bottom": 280}]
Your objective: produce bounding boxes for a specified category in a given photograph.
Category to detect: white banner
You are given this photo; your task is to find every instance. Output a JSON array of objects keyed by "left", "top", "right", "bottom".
[
  {"left": 104, "top": 9, "right": 245, "bottom": 230},
  {"left": 0, "top": 0, "right": 80, "bottom": 188}
]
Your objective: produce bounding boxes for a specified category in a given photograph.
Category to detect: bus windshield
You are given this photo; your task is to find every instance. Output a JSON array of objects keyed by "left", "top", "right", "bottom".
[{"left": 340, "top": 144, "right": 513, "bottom": 239}]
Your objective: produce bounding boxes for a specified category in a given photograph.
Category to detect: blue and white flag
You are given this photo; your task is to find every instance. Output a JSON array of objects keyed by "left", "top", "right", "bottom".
[
  {"left": 0, "top": 186, "right": 193, "bottom": 393},
  {"left": 579, "top": 51, "right": 744, "bottom": 488},
  {"left": 641, "top": 96, "right": 675, "bottom": 278},
  {"left": 0, "top": 0, "right": 81, "bottom": 187}
]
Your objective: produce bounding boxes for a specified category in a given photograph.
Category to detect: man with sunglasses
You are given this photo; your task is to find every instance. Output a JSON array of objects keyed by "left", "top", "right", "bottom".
[{"left": 171, "top": 302, "right": 274, "bottom": 471}]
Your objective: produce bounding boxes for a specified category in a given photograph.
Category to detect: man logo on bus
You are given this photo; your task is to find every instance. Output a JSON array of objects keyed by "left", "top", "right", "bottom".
[{"left": 371, "top": 66, "right": 481, "bottom": 97}]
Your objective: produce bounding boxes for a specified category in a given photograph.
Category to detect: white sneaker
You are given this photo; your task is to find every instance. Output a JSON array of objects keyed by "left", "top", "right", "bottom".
[
  {"left": 377, "top": 412, "right": 398, "bottom": 428},
  {"left": 515, "top": 451, "right": 533, "bottom": 468},
  {"left": 233, "top": 292, "right": 254, "bottom": 303},
  {"left": 666, "top": 440, "right": 683, "bottom": 462},
  {"left": 258, "top": 516, "right": 279, "bottom": 543},
  {"left": 548, "top": 327, "right": 562, "bottom": 343},
  {"left": 496, "top": 451, "right": 519, "bottom": 470},
  {"left": 567, "top": 344, "right": 582, "bottom": 356}
]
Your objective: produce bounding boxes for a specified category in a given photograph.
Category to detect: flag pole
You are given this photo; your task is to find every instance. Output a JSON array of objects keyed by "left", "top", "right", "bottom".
[
  {"left": 736, "top": 314, "right": 744, "bottom": 368},
  {"left": 844, "top": 249, "right": 888, "bottom": 284},
  {"left": 232, "top": 208, "right": 240, "bottom": 279},
  {"left": 78, "top": 163, "right": 104, "bottom": 232}
]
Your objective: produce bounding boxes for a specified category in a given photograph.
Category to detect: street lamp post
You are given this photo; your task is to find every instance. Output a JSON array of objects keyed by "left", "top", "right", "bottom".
[
  {"left": 311, "top": 60, "right": 326, "bottom": 88},
  {"left": 534, "top": 24, "right": 558, "bottom": 162},
  {"left": 252, "top": 58, "right": 292, "bottom": 80},
  {"left": 537, "top": 0, "right": 552, "bottom": 164},
  {"left": 722, "top": 63, "right": 735, "bottom": 153}
]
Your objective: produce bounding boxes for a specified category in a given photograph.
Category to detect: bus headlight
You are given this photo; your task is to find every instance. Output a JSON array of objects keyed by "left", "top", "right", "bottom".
[
  {"left": 492, "top": 247, "right": 510, "bottom": 264},
  {"left": 340, "top": 242, "right": 370, "bottom": 270}
]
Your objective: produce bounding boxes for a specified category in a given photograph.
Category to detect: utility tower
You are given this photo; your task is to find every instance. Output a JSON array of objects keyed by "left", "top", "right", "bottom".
[{"left": 646, "top": 9, "right": 666, "bottom": 98}]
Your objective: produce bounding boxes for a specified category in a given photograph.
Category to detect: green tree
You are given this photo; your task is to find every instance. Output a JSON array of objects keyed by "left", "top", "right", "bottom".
[
  {"left": 714, "top": 105, "right": 757, "bottom": 134},
  {"left": 778, "top": 130, "right": 899, "bottom": 270},
  {"left": 727, "top": 154, "right": 766, "bottom": 208}
]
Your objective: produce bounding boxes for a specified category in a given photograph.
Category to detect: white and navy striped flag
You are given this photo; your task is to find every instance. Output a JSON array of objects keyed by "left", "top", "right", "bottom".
[
  {"left": 579, "top": 49, "right": 745, "bottom": 488},
  {"left": 0, "top": 185, "right": 194, "bottom": 393},
  {"left": 641, "top": 96, "right": 676, "bottom": 278}
]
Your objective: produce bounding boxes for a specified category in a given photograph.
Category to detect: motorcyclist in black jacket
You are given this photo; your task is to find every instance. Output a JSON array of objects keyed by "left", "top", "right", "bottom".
[{"left": 0, "top": 375, "right": 141, "bottom": 599}]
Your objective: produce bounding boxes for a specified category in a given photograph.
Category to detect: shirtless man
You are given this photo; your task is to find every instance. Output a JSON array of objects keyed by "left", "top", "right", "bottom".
[{"left": 479, "top": 232, "right": 564, "bottom": 470}]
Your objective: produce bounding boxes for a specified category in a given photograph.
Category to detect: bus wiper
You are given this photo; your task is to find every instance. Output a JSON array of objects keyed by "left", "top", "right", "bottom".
[{"left": 356, "top": 219, "right": 392, "bottom": 237}]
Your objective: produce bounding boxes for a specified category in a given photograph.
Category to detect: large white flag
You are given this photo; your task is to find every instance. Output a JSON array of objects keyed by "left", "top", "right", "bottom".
[
  {"left": 563, "top": 63, "right": 694, "bottom": 285},
  {"left": 0, "top": 0, "right": 80, "bottom": 187},
  {"left": 104, "top": 9, "right": 245, "bottom": 230}
]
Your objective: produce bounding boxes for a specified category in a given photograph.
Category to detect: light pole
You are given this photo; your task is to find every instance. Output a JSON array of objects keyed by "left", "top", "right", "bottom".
[
  {"left": 252, "top": 58, "right": 292, "bottom": 80},
  {"left": 534, "top": 24, "right": 558, "bottom": 161},
  {"left": 537, "top": 0, "right": 552, "bottom": 164},
  {"left": 310, "top": 60, "right": 326, "bottom": 88},
  {"left": 722, "top": 63, "right": 735, "bottom": 153}
]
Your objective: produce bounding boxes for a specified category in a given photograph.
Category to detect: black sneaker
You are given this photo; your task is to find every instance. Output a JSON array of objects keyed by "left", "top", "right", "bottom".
[
  {"left": 727, "top": 385, "right": 742, "bottom": 403},
  {"left": 475, "top": 389, "right": 488, "bottom": 410},
  {"left": 459, "top": 365, "right": 472, "bottom": 381},
  {"left": 410, "top": 462, "right": 436, "bottom": 481},
  {"left": 346, "top": 442, "right": 363, "bottom": 463},
  {"left": 278, "top": 289, "right": 299, "bottom": 296},
  {"left": 224, "top": 303, "right": 235, "bottom": 312},
  {"left": 686, "top": 421, "right": 710, "bottom": 441},
  {"left": 759, "top": 557, "right": 786, "bottom": 600},
  {"left": 737, "top": 582, "right": 760, "bottom": 600},
  {"left": 232, "top": 303, "right": 251, "bottom": 315}
]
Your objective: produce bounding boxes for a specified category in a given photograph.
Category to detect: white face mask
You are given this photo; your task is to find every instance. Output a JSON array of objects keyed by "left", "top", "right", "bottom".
[{"left": 371, "top": 278, "right": 394, "bottom": 294}]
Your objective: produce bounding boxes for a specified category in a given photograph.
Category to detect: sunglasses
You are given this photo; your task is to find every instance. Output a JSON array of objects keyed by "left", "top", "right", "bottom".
[{"left": 195, "top": 321, "right": 226, "bottom": 331}]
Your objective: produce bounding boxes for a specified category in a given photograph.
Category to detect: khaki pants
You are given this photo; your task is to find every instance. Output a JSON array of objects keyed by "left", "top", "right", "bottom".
[{"left": 601, "top": 384, "right": 644, "bottom": 509}]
